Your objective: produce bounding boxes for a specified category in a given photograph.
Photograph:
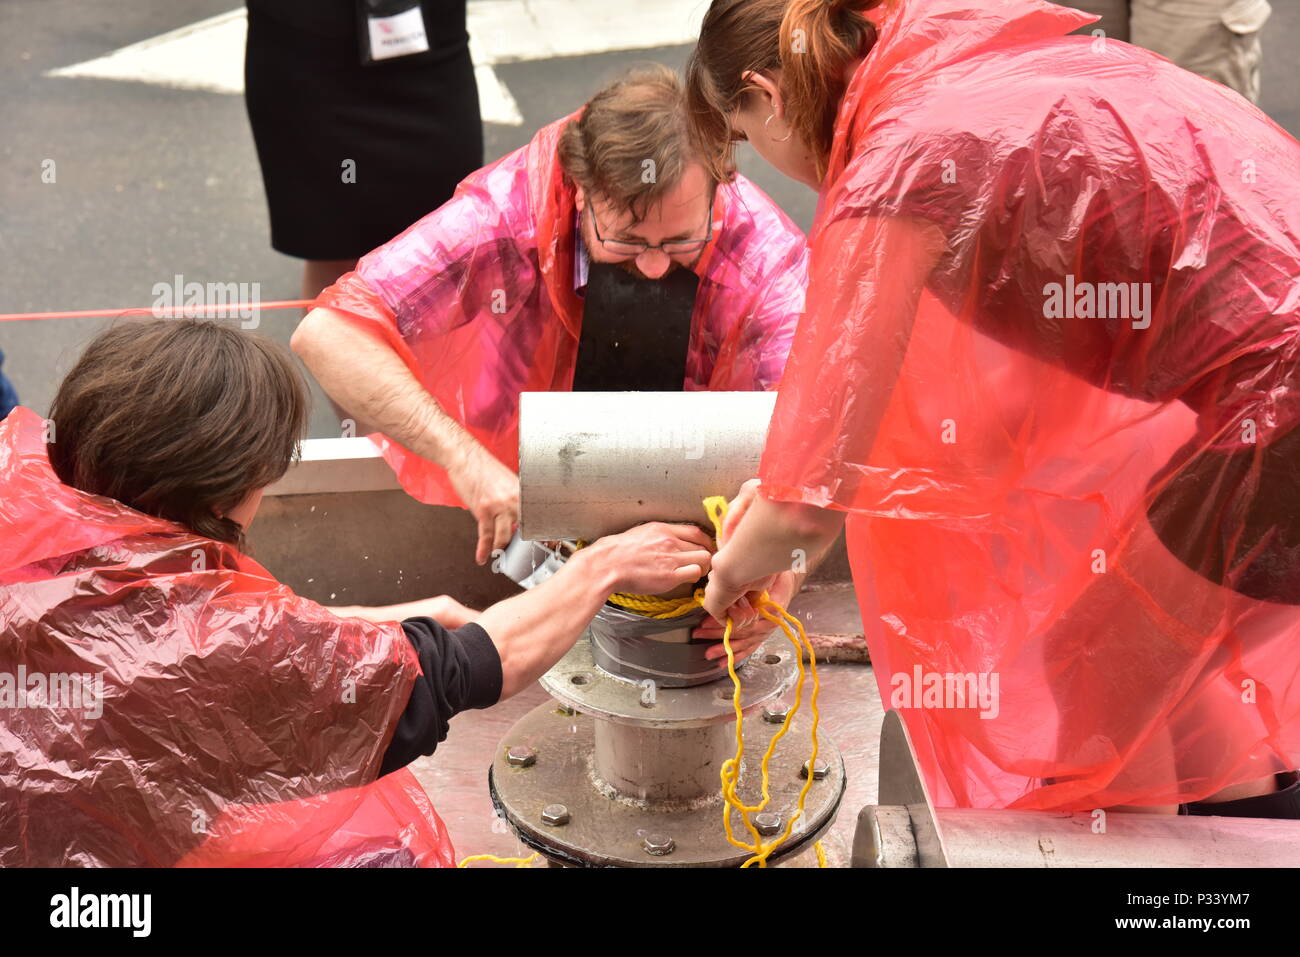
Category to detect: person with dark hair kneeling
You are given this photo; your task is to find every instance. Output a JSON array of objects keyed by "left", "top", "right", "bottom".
[{"left": 0, "top": 319, "right": 714, "bottom": 867}]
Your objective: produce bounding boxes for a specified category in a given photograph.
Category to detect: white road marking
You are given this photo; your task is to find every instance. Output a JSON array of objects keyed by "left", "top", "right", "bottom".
[{"left": 44, "top": 0, "right": 708, "bottom": 126}]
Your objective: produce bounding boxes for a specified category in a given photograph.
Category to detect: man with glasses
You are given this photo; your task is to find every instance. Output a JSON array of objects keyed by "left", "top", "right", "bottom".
[{"left": 293, "top": 64, "right": 809, "bottom": 566}]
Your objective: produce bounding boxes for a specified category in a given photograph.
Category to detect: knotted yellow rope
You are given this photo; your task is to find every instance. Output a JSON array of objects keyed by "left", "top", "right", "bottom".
[
  {"left": 465, "top": 495, "right": 827, "bottom": 869},
  {"left": 606, "top": 496, "right": 826, "bottom": 867},
  {"left": 614, "top": 496, "right": 827, "bottom": 867}
]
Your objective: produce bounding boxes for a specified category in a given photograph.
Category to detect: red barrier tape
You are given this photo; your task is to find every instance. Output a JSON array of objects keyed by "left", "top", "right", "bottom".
[{"left": 0, "top": 301, "right": 315, "bottom": 322}]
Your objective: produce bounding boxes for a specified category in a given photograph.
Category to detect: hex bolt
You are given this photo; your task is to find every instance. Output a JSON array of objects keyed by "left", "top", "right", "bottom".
[
  {"left": 642, "top": 834, "right": 676, "bottom": 857},
  {"left": 541, "top": 804, "right": 570, "bottom": 826},
  {"left": 762, "top": 702, "right": 792, "bottom": 724},
  {"left": 800, "top": 759, "right": 830, "bottom": 781},
  {"left": 753, "top": 812, "right": 783, "bottom": 836},
  {"left": 506, "top": 746, "right": 537, "bottom": 768},
  {"left": 556, "top": 704, "right": 576, "bottom": 716}
]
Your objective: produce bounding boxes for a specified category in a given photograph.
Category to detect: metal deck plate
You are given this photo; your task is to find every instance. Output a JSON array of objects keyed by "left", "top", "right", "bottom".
[
  {"left": 538, "top": 634, "right": 799, "bottom": 729},
  {"left": 490, "top": 700, "right": 845, "bottom": 867}
]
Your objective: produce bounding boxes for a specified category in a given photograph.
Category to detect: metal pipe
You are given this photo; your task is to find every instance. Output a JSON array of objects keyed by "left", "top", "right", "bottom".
[
  {"left": 518, "top": 390, "right": 777, "bottom": 540},
  {"left": 593, "top": 721, "right": 733, "bottom": 805},
  {"left": 853, "top": 804, "right": 1300, "bottom": 868}
]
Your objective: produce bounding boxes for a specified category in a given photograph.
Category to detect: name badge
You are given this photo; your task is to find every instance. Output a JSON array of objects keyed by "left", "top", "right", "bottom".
[{"left": 360, "top": 2, "right": 430, "bottom": 64}]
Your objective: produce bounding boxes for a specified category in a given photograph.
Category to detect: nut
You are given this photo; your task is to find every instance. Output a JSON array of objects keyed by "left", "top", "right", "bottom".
[
  {"left": 753, "top": 812, "right": 783, "bottom": 836},
  {"left": 505, "top": 746, "right": 537, "bottom": 768},
  {"left": 541, "top": 804, "right": 570, "bottom": 826},
  {"left": 800, "top": 759, "right": 829, "bottom": 781},
  {"left": 762, "top": 702, "right": 791, "bottom": 724},
  {"left": 642, "top": 834, "right": 675, "bottom": 856}
]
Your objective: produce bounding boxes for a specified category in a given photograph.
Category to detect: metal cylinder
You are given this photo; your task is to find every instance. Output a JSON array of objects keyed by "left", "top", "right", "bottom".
[
  {"left": 593, "top": 720, "right": 733, "bottom": 805},
  {"left": 853, "top": 804, "right": 1300, "bottom": 868},
  {"left": 518, "top": 391, "right": 777, "bottom": 541}
]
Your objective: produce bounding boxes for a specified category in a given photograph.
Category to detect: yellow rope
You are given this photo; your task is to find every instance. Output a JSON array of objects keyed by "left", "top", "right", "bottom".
[
  {"left": 606, "top": 495, "right": 827, "bottom": 867},
  {"left": 465, "top": 494, "right": 828, "bottom": 869},
  {"left": 457, "top": 852, "right": 541, "bottom": 868},
  {"left": 690, "top": 496, "right": 824, "bottom": 869},
  {"left": 606, "top": 588, "right": 705, "bottom": 618}
]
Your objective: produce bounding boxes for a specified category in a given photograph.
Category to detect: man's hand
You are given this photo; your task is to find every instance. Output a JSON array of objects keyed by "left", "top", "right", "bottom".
[
  {"left": 585, "top": 522, "right": 715, "bottom": 596},
  {"left": 446, "top": 440, "right": 521, "bottom": 566},
  {"left": 695, "top": 569, "right": 801, "bottom": 663}
]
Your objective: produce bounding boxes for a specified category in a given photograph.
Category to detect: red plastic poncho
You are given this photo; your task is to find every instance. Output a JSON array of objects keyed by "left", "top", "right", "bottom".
[
  {"left": 317, "top": 114, "right": 809, "bottom": 506},
  {"left": 760, "top": 0, "right": 1300, "bottom": 810},
  {"left": 0, "top": 408, "right": 454, "bottom": 866}
]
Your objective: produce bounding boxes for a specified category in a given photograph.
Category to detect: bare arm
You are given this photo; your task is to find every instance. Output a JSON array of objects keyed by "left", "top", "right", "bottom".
[
  {"left": 703, "top": 497, "right": 844, "bottom": 624},
  {"left": 473, "top": 523, "right": 712, "bottom": 698},
  {"left": 293, "top": 306, "right": 471, "bottom": 469},
  {"left": 332, "top": 521, "right": 716, "bottom": 701},
  {"left": 702, "top": 215, "right": 946, "bottom": 622},
  {"left": 292, "top": 306, "right": 520, "bottom": 565},
  {"left": 328, "top": 594, "right": 480, "bottom": 629}
]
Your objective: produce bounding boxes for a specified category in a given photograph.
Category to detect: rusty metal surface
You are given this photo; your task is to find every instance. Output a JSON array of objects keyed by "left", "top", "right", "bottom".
[
  {"left": 786, "top": 582, "right": 869, "bottom": 663},
  {"left": 539, "top": 634, "right": 797, "bottom": 729},
  {"left": 489, "top": 700, "right": 845, "bottom": 867}
]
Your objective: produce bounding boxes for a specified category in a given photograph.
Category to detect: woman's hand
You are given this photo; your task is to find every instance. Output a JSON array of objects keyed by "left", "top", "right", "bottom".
[
  {"left": 701, "top": 554, "right": 771, "bottom": 623},
  {"left": 695, "top": 569, "right": 801, "bottom": 663}
]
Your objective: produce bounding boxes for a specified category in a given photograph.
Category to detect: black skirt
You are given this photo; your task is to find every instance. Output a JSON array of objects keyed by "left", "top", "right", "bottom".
[{"left": 244, "top": 0, "right": 483, "bottom": 260}]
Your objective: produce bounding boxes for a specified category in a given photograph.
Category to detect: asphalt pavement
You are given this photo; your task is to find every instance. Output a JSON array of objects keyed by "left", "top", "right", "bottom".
[{"left": 1, "top": 0, "right": 1296, "bottom": 436}]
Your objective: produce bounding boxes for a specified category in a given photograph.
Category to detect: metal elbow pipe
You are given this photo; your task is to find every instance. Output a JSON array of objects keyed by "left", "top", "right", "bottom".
[{"left": 517, "top": 390, "right": 778, "bottom": 541}]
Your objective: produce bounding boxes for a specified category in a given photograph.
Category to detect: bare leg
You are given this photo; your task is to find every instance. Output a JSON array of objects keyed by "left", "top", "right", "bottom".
[
  {"left": 300, "top": 258, "right": 366, "bottom": 434},
  {"left": 302, "top": 258, "right": 356, "bottom": 301}
]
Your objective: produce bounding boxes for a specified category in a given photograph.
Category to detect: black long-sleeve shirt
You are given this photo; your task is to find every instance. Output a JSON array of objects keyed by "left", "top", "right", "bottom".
[{"left": 379, "top": 617, "right": 502, "bottom": 776}]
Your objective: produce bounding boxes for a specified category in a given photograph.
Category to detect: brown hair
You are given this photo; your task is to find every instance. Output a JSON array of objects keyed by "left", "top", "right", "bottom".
[
  {"left": 48, "top": 319, "right": 309, "bottom": 549},
  {"left": 686, "top": 0, "right": 884, "bottom": 181},
  {"left": 559, "top": 63, "right": 713, "bottom": 223}
]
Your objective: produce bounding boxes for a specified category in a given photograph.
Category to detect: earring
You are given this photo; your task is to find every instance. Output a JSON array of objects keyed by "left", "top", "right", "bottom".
[{"left": 764, "top": 112, "right": 793, "bottom": 143}]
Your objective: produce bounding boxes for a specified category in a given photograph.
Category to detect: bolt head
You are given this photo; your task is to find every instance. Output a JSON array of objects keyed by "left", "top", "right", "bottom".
[
  {"left": 642, "top": 833, "right": 675, "bottom": 856},
  {"left": 753, "top": 812, "right": 782, "bottom": 836},
  {"left": 762, "top": 702, "right": 791, "bottom": 724},
  {"left": 800, "top": 759, "right": 830, "bottom": 781},
  {"left": 506, "top": 746, "right": 537, "bottom": 768},
  {"left": 541, "top": 804, "right": 570, "bottom": 826}
]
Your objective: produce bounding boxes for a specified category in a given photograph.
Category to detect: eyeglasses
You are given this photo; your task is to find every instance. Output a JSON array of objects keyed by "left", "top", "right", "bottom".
[{"left": 587, "top": 199, "right": 714, "bottom": 257}]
